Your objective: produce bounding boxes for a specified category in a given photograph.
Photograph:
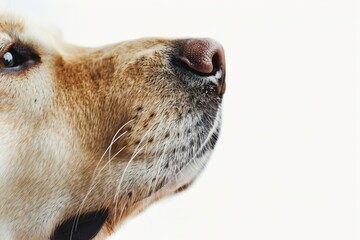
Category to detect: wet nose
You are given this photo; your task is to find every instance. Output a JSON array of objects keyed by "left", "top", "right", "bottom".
[
  {"left": 179, "top": 38, "right": 225, "bottom": 75},
  {"left": 178, "top": 38, "right": 226, "bottom": 96}
]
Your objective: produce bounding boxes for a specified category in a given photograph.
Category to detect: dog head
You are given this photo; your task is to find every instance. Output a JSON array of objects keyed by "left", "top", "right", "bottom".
[{"left": 0, "top": 13, "right": 225, "bottom": 240}]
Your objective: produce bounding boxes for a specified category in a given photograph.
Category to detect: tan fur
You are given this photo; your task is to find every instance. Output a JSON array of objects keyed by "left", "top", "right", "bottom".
[{"left": 0, "top": 13, "right": 224, "bottom": 240}]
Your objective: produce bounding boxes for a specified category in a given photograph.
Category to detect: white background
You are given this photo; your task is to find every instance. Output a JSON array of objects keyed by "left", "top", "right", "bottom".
[{"left": 1, "top": 0, "right": 359, "bottom": 239}]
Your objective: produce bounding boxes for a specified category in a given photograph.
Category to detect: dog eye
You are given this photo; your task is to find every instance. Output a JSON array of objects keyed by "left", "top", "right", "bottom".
[
  {"left": 0, "top": 45, "right": 40, "bottom": 71},
  {"left": 1, "top": 48, "right": 29, "bottom": 69},
  {"left": 2, "top": 52, "right": 15, "bottom": 68}
]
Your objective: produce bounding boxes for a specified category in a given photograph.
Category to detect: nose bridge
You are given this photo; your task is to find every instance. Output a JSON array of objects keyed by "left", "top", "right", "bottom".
[
  {"left": 105, "top": 38, "right": 174, "bottom": 69},
  {"left": 116, "top": 38, "right": 172, "bottom": 55}
]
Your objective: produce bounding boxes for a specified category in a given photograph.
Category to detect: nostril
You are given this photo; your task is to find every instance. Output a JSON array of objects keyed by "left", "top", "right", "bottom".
[
  {"left": 179, "top": 38, "right": 225, "bottom": 76},
  {"left": 211, "top": 52, "right": 221, "bottom": 75},
  {"left": 176, "top": 38, "right": 226, "bottom": 96}
]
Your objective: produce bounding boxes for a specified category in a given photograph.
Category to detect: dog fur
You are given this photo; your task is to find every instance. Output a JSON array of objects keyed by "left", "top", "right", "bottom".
[{"left": 0, "top": 13, "right": 225, "bottom": 240}]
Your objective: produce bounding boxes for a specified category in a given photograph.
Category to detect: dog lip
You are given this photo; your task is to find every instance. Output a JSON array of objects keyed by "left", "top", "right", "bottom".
[
  {"left": 174, "top": 181, "right": 194, "bottom": 193},
  {"left": 50, "top": 209, "right": 109, "bottom": 240}
]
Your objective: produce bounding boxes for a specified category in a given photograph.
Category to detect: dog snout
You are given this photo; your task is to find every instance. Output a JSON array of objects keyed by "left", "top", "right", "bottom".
[{"left": 177, "top": 38, "right": 226, "bottom": 96}]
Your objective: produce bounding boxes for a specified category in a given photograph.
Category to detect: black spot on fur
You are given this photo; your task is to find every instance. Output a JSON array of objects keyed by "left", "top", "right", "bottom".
[
  {"left": 158, "top": 178, "right": 166, "bottom": 188},
  {"left": 208, "top": 132, "right": 218, "bottom": 150},
  {"left": 177, "top": 113, "right": 182, "bottom": 120}
]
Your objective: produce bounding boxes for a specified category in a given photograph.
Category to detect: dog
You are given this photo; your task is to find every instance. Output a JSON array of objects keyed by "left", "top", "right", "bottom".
[{"left": 0, "top": 12, "right": 226, "bottom": 240}]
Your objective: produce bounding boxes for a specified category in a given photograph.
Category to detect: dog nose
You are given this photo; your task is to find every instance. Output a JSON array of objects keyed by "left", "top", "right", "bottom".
[{"left": 179, "top": 38, "right": 226, "bottom": 96}]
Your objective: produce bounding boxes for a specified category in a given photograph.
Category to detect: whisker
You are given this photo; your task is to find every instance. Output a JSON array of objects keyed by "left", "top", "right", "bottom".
[
  {"left": 177, "top": 108, "right": 221, "bottom": 172},
  {"left": 145, "top": 123, "right": 171, "bottom": 201},
  {"left": 152, "top": 107, "right": 221, "bottom": 195},
  {"left": 113, "top": 144, "right": 146, "bottom": 221},
  {"left": 70, "top": 118, "right": 134, "bottom": 239},
  {"left": 108, "top": 119, "right": 134, "bottom": 160},
  {"left": 112, "top": 121, "right": 157, "bottom": 222}
]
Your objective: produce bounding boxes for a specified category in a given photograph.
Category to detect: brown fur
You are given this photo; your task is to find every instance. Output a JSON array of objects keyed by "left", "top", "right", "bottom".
[{"left": 0, "top": 13, "right": 224, "bottom": 240}]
